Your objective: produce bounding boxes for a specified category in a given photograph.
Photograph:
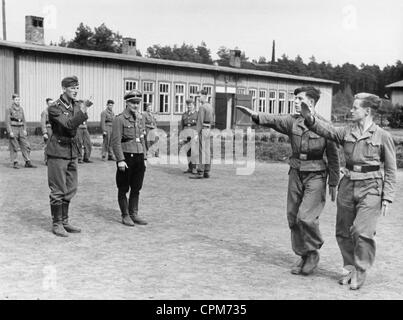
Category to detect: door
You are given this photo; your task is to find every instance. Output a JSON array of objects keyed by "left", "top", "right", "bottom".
[
  {"left": 233, "top": 94, "right": 253, "bottom": 128},
  {"left": 214, "top": 92, "right": 228, "bottom": 130}
]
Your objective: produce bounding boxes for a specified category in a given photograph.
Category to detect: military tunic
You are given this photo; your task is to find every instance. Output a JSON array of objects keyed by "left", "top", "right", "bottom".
[
  {"left": 5, "top": 103, "right": 31, "bottom": 164},
  {"left": 255, "top": 113, "right": 340, "bottom": 257},
  {"left": 100, "top": 108, "right": 115, "bottom": 159},
  {"left": 307, "top": 117, "right": 396, "bottom": 271}
]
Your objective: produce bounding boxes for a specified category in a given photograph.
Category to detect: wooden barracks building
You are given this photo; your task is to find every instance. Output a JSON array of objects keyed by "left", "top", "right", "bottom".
[{"left": 0, "top": 16, "right": 338, "bottom": 135}]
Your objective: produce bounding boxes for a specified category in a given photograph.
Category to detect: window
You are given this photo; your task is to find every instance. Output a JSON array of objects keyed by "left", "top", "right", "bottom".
[
  {"left": 278, "top": 91, "right": 286, "bottom": 114},
  {"left": 259, "top": 90, "right": 267, "bottom": 113},
  {"left": 143, "top": 81, "right": 155, "bottom": 111},
  {"left": 159, "top": 82, "right": 170, "bottom": 113},
  {"left": 202, "top": 85, "right": 213, "bottom": 103},
  {"left": 174, "top": 84, "right": 186, "bottom": 113},
  {"left": 125, "top": 79, "right": 138, "bottom": 93},
  {"left": 288, "top": 92, "right": 295, "bottom": 114},
  {"left": 189, "top": 84, "right": 200, "bottom": 103},
  {"left": 237, "top": 87, "right": 246, "bottom": 95},
  {"left": 269, "top": 90, "right": 277, "bottom": 113},
  {"left": 248, "top": 89, "right": 257, "bottom": 111}
]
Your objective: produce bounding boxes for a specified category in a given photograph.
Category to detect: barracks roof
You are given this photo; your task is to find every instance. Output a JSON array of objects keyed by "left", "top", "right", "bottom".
[
  {"left": 386, "top": 80, "right": 403, "bottom": 88},
  {"left": 0, "top": 40, "right": 338, "bottom": 85}
]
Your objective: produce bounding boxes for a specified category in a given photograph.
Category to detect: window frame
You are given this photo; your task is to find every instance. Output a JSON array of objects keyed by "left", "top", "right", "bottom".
[
  {"left": 258, "top": 89, "right": 267, "bottom": 113},
  {"left": 278, "top": 90, "right": 286, "bottom": 114},
  {"left": 248, "top": 88, "right": 258, "bottom": 112},
  {"left": 269, "top": 90, "right": 277, "bottom": 114},
  {"left": 174, "top": 82, "right": 186, "bottom": 114},
  {"left": 158, "top": 81, "right": 171, "bottom": 114},
  {"left": 142, "top": 80, "right": 155, "bottom": 112}
]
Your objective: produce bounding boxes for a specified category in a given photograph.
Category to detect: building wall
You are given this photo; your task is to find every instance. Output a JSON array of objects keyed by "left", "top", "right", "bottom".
[
  {"left": 0, "top": 48, "right": 15, "bottom": 122},
  {"left": 391, "top": 89, "right": 403, "bottom": 106}
]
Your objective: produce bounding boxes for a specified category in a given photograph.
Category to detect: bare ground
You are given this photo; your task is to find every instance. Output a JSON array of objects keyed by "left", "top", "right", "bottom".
[{"left": 1, "top": 149, "right": 403, "bottom": 300}]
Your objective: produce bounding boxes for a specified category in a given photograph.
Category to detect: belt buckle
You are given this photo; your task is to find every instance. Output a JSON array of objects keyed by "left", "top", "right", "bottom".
[
  {"left": 353, "top": 165, "right": 362, "bottom": 172},
  {"left": 299, "top": 153, "right": 307, "bottom": 160}
]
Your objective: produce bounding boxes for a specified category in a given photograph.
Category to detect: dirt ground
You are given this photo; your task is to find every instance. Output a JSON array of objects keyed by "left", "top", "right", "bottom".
[{"left": 1, "top": 148, "right": 403, "bottom": 300}]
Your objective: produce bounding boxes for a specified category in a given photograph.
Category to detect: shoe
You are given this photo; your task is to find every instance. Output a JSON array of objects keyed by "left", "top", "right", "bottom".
[
  {"left": 122, "top": 215, "right": 135, "bottom": 226},
  {"left": 338, "top": 265, "right": 355, "bottom": 285},
  {"left": 78, "top": 159, "right": 83, "bottom": 163},
  {"left": 130, "top": 214, "right": 148, "bottom": 225},
  {"left": 51, "top": 205, "right": 69, "bottom": 237},
  {"left": 350, "top": 269, "right": 367, "bottom": 290},
  {"left": 13, "top": 162, "right": 19, "bottom": 169},
  {"left": 301, "top": 251, "right": 319, "bottom": 275},
  {"left": 25, "top": 161, "right": 37, "bottom": 168},
  {"left": 291, "top": 256, "right": 307, "bottom": 275},
  {"left": 189, "top": 173, "right": 204, "bottom": 179},
  {"left": 62, "top": 202, "right": 81, "bottom": 233},
  {"left": 203, "top": 173, "right": 210, "bottom": 178},
  {"left": 52, "top": 223, "right": 69, "bottom": 237},
  {"left": 83, "top": 159, "right": 93, "bottom": 163}
]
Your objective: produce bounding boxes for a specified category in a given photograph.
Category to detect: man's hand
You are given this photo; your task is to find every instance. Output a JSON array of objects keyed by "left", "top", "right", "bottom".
[
  {"left": 236, "top": 105, "right": 258, "bottom": 117},
  {"left": 103, "top": 131, "right": 107, "bottom": 137},
  {"left": 144, "top": 159, "right": 147, "bottom": 168},
  {"left": 23, "top": 130, "right": 27, "bottom": 136},
  {"left": 329, "top": 186, "right": 337, "bottom": 202},
  {"left": 118, "top": 161, "right": 128, "bottom": 172},
  {"left": 43, "top": 133, "right": 49, "bottom": 142},
  {"left": 9, "top": 132, "right": 14, "bottom": 138},
  {"left": 80, "top": 97, "right": 94, "bottom": 113},
  {"left": 381, "top": 200, "right": 390, "bottom": 216}
]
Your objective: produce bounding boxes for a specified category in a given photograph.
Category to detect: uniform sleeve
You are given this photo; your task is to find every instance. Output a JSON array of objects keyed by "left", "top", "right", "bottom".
[
  {"left": 257, "top": 113, "right": 293, "bottom": 135},
  {"left": 196, "top": 108, "right": 205, "bottom": 133},
  {"left": 48, "top": 104, "right": 88, "bottom": 130},
  {"left": 22, "top": 108, "right": 27, "bottom": 131},
  {"left": 140, "top": 117, "right": 148, "bottom": 158},
  {"left": 307, "top": 116, "right": 348, "bottom": 145},
  {"left": 5, "top": 107, "right": 12, "bottom": 134},
  {"left": 381, "top": 133, "right": 397, "bottom": 203},
  {"left": 111, "top": 116, "right": 124, "bottom": 162},
  {"left": 325, "top": 139, "right": 340, "bottom": 186},
  {"left": 100, "top": 111, "right": 106, "bottom": 132},
  {"left": 40, "top": 111, "right": 47, "bottom": 134}
]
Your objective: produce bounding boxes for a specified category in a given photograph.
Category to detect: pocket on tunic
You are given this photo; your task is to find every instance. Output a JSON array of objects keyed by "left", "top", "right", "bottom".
[
  {"left": 364, "top": 140, "right": 381, "bottom": 159},
  {"left": 122, "top": 125, "right": 135, "bottom": 140}
]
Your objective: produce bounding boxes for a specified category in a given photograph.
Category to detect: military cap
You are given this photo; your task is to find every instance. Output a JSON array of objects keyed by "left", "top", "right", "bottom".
[
  {"left": 124, "top": 89, "right": 142, "bottom": 102},
  {"left": 107, "top": 99, "right": 115, "bottom": 105},
  {"left": 61, "top": 76, "right": 79, "bottom": 88},
  {"left": 198, "top": 89, "right": 208, "bottom": 95},
  {"left": 12, "top": 93, "right": 19, "bottom": 99},
  {"left": 294, "top": 86, "right": 321, "bottom": 104},
  {"left": 354, "top": 92, "right": 381, "bottom": 110},
  {"left": 185, "top": 98, "right": 194, "bottom": 104}
]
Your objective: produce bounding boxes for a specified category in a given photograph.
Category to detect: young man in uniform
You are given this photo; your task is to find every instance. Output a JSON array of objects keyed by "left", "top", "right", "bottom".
[
  {"left": 143, "top": 102, "right": 158, "bottom": 157},
  {"left": 41, "top": 98, "right": 54, "bottom": 165},
  {"left": 236, "top": 86, "right": 340, "bottom": 276},
  {"left": 77, "top": 121, "right": 92, "bottom": 163},
  {"left": 100, "top": 99, "right": 115, "bottom": 161},
  {"left": 189, "top": 89, "right": 214, "bottom": 179},
  {"left": 181, "top": 98, "right": 198, "bottom": 174},
  {"left": 300, "top": 93, "right": 396, "bottom": 290},
  {"left": 5, "top": 94, "right": 36, "bottom": 169},
  {"left": 47, "top": 76, "right": 93, "bottom": 237},
  {"left": 111, "top": 89, "right": 148, "bottom": 227}
]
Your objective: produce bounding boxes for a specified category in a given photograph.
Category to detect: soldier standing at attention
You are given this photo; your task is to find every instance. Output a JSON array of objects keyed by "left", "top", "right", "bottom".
[
  {"left": 41, "top": 98, "right": 54, "bottom": 165},
  {"left": 100, "top": 99, "right": 115, "bottom": 161},
  {"left": 236, "top": 86, "right": 340, "bottom": 276},
  {"left": 143, "top": 102, "right": 158, "bottom": 157},
  {"left": 189, "top": 89, "right": 214, "bottom": 179},
  {"left": 77, "top": 121, "right": 92, "bottom": 163},
  {"left": 181, "top": 98, "right": 198, "bottom": 174},
  {"left": 300, "top": 93, "right": 396, "bottom": 290},
  {"left": 47, "top": 76, "right": 93, "bottom": 237},
  {"left": 111, "top": 89, "right": 148, "bottom": 227},
  {"left": 5, "top": 94, "right": 36, "bottom": 169}
]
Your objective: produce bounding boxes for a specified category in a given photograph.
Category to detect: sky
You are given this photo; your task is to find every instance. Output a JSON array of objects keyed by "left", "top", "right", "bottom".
[{"left": 2, "top": 0, "right": 403, "bottom": 68}]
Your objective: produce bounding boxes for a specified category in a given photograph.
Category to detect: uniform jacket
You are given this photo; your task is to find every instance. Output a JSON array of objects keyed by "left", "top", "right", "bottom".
[
  {"left": 46, "top": 95, "right": 88, "bottom": 159},
  {"left": 100, "top": 108, "right": 115, "bottom": 132},
  {"left": 196, "top": 102, "right": 214, "bottom": 133},
  {"left": 309, "top": 117, "right": 396, "bottom": 202},
  {"left": 181, "top": 110, "right": 198, "bottom": 130},
  {"left": 5, "top": 104, "right": 26, "bottom": 132},
  {"left": 257, "top": 113, "right": 340, "bottom": 186},
  {"left": 111, "top": 108, "right": 147, "bottom": 162},
  {"left": 41, "top": 108, "right": 51, "bottom": 134}
]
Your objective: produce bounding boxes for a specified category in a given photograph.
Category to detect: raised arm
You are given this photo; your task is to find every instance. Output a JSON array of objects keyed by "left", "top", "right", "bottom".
[{"left": 48, "top": 105, "right": 88, "bottom": 130}]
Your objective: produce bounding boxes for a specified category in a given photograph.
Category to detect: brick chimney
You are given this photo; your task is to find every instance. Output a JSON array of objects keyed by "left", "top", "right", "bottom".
[
  {"left": 229, "top": 49, "right": 241, "bottom": 68},
  {"left": 122, "top": 37, "right": 137, "bottom": 56},
  {"left": 25, "top": 16, "right": 44, "bottom": 45}
]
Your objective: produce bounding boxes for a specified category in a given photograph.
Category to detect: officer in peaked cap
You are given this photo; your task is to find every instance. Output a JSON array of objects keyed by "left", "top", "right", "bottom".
[{"left": 111, "top": 89, "right": 148, "bottom": 227}]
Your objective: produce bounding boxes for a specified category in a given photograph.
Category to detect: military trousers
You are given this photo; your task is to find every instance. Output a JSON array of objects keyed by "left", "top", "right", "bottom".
[
  {"left": 44, "top": 127, "right": 53, "bottom": 162},
  {"left": 336, "top": 176, "right": 382, "bottom": 272},
  {"left": 77, "top": 128, "right": 92, "bottom": 160},
  {"left": 9, "top": 126, "right": 31, "bottom": 163},
  {"left": 287, "top": 168, "right": 327, "bottom": 256},
  {"left": 102, "top": 126, "right": 113, "bottom": 158},
  {"left": 195, "top": 129, "right": 211, "bottom": 174},
  {"left": 116, "top": 153, "right": 145, "bottom": 215},
  {"left": 47, "top": 157, "right": 78, "bottom": 206}
]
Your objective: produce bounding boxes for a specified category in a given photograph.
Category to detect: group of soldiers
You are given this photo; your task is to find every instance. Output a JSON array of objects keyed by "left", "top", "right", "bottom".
[{"left": 4, "top": 77, "right": 396, "bottom": 291}]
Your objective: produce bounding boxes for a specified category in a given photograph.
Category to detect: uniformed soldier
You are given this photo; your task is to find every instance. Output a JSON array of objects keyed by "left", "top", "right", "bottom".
[
  {"left": 189, "top": 90, "right": 214, "bottom": 179},
  {"left": 100, "top": 99, "right": 115, "bottom": 161},
  {"left": 111, "top": 89, "right": 148, "bottom": 227},
  {"left": 300, "top": 92, "right": 396, "bottom": 290},
  {"left": 143, "top": 102, "right": 158, "bottom": 157},
  {"left": 41, "top": 98, "right": 54, "bottom": 165},
  {"left": 181, "top": 98, "right": 198, "bottom": 174},
  {"left": 5, "top": 94, "right": 36, "bottom": 169},
  {"left": 77, "top": 121, "right": 92, "bottom": 163},
  {"left": 47, "top": 76, "right": 93, "bottom": 237},
  {"left": 236, "top": 86, "right": 340, "bottom": 275}
]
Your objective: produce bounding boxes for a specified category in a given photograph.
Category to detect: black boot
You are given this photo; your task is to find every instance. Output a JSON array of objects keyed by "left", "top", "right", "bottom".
[
  {"left": 118, "top": 191, "right": 134, "bottom": 226},
  {"left": 129, "top": 193, "right": 148, "bottom": 225},
  {"left": 62, "top": 202, "right": 81, "bottom": 233},
  {"left": 51, "top": 205, "right": 68, "bottom": 237}
]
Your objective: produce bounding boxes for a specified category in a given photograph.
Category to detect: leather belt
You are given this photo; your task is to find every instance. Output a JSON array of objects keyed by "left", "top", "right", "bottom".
[
  {"left": 293, "top": 153, "right": 323, "bottom": 161},
  {"left": 346, "top": 164, "right": 380, "bottom": 173}
]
